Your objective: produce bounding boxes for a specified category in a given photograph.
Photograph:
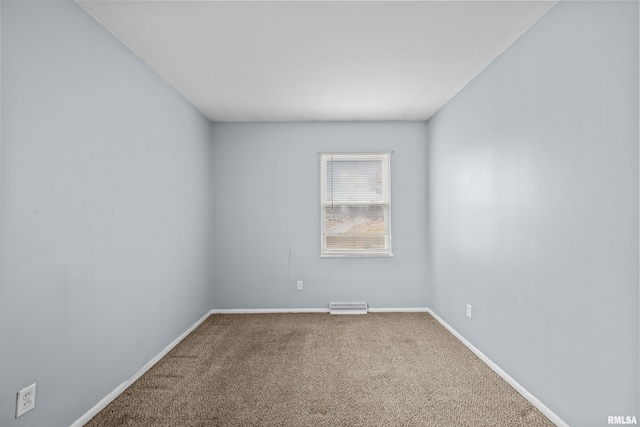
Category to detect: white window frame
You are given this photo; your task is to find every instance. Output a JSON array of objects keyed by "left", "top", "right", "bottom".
[{"left": 320, "top": 152, "right": 393, "bottom": 258}]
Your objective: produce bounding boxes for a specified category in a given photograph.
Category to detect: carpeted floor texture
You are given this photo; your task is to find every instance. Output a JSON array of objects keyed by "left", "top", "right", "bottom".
[{"left": 86, "top": 313, "right": 554, "bottom": 426}]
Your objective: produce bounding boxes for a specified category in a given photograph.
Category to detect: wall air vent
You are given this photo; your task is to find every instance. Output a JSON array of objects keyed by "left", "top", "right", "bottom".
[{"left": 329, "top": 302, "right": 368, "bottom": 315}]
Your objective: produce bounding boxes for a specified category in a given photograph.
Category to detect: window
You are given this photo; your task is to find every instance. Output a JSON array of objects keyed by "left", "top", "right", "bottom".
[{"left": 320, "top": 153, "right": 393, "bottom": 257}]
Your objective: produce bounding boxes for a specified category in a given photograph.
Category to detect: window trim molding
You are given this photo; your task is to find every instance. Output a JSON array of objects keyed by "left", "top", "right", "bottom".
[{"left": 319, "top": 152, "right": 394, "bottom": 258}]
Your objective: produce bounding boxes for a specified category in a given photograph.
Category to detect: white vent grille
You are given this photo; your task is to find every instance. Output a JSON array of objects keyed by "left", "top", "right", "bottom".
[{"left": 329, "top": 302, "right": 368, "bottom": 315}]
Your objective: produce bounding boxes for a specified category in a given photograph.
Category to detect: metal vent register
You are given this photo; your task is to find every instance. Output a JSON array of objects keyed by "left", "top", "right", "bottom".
[{"left": 329, "top": 302, "right": 368, "bottom": 315}]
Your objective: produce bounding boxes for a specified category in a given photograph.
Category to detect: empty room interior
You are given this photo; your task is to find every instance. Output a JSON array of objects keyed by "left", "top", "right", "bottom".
[{"left": 1, "top": 0, "right": 638, "bottom": 426}]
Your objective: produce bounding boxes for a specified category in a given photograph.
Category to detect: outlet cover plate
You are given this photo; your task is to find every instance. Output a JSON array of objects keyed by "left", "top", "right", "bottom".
[
  {"left": 466, "top": 304, "right": 473, "bottom": 319},
  {"left": 296, "top": 280, "right": 303, "bottom": 291},
  {"left": 16, "top": 383, "right": 36, "bottom": 418}
]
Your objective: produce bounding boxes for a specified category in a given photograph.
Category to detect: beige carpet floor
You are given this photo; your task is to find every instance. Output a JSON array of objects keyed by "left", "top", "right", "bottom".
[{"left": 86, "top": 313, "right": 555, "bottom": 426}]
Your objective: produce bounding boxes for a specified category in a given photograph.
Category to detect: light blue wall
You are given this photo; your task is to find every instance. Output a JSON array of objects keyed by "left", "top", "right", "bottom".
[
  {"left": 0, "top": 2, "right": 212, "bottom": 426},
  {"left": 211, "top": 122, "right": 429, "bottom": 310},
  {"left": 427, "top": 2, "right": 639, "bottom": 426}
]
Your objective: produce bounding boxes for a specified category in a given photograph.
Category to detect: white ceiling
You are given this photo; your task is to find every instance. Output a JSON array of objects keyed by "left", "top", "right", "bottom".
[{"left": 77, "top": 1, "right": 556, "bottom": 122}]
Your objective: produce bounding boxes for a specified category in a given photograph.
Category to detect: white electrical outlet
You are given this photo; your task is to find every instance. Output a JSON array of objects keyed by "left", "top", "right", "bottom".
[
  {"left": 296, "top": 280, "right": 303, "bottom": 291},
  {"left": 16, "top": 383, "right": 36, "bottom": 418},
  {"left": 466, "top": 304, "right": 473, "bottom": 319}
]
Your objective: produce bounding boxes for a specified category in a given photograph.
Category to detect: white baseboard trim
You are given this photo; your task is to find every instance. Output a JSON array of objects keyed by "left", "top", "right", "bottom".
[
  {"left": 210, "top": 307, "right": 429, "bottom": 314},
  {"left": 210, "top": 308, "right": 330, "bottom": 314},
  {"left": 70, "top": 310, "right": 212, "bottom": 427},
  {"left": 368, "top": 307, "right": 428, "bottom": 313},
  {"left": 426, "top": 308, "right": 569, "bottom": 427}
]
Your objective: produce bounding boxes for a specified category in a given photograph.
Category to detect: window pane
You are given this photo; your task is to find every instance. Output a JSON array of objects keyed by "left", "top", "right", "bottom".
[
  {"left": 325, "top": 159, "right": 387, "bottom": 204},
  {"left": 325, "top": 205, "right": 388, "bottom": 251}
]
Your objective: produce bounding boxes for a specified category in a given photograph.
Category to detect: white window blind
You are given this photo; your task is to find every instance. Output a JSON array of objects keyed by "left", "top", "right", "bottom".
[{"left": 320, "top": 153, "right": 393, "bottom": 257}]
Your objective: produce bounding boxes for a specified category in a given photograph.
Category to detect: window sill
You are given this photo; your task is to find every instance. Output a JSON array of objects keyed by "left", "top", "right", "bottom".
[{"left": 320, "top": 253, "right": 395, "bottom": 258}]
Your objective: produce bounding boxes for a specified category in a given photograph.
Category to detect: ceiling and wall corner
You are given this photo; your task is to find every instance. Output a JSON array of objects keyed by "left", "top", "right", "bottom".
[{"left": 76, "top": 0, "right": 556, "bottom": 122}]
